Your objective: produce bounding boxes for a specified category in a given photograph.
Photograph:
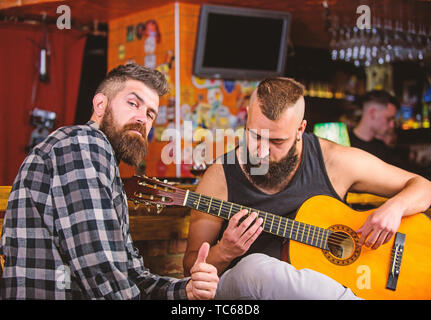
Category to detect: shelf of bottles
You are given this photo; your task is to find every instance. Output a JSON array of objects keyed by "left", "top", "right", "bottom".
[
  {"left": 305, "top": 82, "right": 345, "bottom": 100},
  {"left": 398, "top": 87, "right": 431, "bottom": 131},
  {"left": 303, "top": 80, "right": 362, "bottom": 102}
]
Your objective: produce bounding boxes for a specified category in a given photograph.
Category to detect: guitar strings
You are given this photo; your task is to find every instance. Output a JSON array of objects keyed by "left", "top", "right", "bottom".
[
  {"left": 186, "top": 193, "right": 356, "bottom": 252},
  {"left": 187, "top": 193, "right": 340, "bottom": 240},
  {"left": 186, "top": 193, "right": 356, "bottom": 248},
  {"left": 134, "top": 178, "right": 354, "bottom": 246},
  {"left": 187, "top": 193, "right": 352, "bottom": 246},
  {"left": 133, "top": 181, "right": 355, "bottom": 250}
]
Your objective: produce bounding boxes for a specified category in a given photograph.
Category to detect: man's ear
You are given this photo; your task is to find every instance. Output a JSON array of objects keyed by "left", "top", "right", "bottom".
[
  {"left": 368, "top": 106, "right": 377, "bottom": 120},
  {"left": 92, "top": 93, "right": 108, "bottom": 119},
  {"left": 297, "top": 119, "right": 307, "bottom": 140}
]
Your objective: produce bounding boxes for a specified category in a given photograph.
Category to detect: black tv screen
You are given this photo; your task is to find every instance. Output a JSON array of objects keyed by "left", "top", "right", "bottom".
[{"left": 193, "top": 5, "right": 291, "bottom": 80}]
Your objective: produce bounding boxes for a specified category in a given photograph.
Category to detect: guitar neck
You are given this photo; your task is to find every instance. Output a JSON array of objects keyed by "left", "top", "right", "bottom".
[{"left": 184, "top": 190, "right": 330, "bottom": 250}]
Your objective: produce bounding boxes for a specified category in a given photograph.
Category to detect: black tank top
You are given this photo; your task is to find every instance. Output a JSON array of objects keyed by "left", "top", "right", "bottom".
[{"left": 221, "top": 133, "right": 343, "bottom": 267}]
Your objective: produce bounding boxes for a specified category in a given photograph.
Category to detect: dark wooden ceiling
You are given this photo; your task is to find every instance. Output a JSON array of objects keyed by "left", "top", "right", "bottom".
[{"left": 1, "top": 0, "right": 431, "bottom": 48}]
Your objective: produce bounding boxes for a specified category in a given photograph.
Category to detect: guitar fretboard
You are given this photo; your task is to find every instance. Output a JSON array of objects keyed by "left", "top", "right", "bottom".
[{"left": 185, "top": 190, "right": 331, "bottom": 250}]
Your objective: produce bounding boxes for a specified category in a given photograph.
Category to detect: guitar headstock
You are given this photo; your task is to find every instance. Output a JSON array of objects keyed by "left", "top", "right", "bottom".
[{"left": 123, "top": 175, "right": 188, "bottom": 213}]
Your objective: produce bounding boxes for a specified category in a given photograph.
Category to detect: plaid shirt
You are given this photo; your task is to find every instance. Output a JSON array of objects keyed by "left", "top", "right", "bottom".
[{"left": 0, "top": 121, "right": 189, "bottom": 299}]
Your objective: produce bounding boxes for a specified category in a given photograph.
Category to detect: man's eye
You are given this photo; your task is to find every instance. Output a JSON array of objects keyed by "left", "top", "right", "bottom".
[
  {"left": 147, "top": 112, "right": 155, "bottom": 120},
  {"left": 249, "top": 132, "right": 259, "bottom": 140},
  {"left": 271, "top": 141, "right": 283, "bottom": 146},
  {"left": 128, "top": 101, "right": 138, "bottom": 108}
]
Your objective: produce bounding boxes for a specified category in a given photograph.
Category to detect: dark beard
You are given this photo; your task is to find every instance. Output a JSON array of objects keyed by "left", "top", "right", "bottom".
[
  {"left": 243, "top": 139, "right": 299, "bottom": 190},
  {"left": 99, "top": 106, "right": 148, "bottom": 167}
]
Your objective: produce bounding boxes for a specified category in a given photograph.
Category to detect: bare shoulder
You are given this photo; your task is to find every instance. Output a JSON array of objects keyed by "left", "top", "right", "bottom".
[
  {"left": 318, "top": 137, "right": 352, "bottom": 171},
  {"left": 195, "top": 158, "right": 228, "bottom": 200},
  {"left": 318, "top": 137, "right": 418, "bottom": 197},
  {"left": 318, "top": 138, "right": 355, "bottom": 197},
  {"left": 319, "top": 136, "right": 396, "bottom": 175}
]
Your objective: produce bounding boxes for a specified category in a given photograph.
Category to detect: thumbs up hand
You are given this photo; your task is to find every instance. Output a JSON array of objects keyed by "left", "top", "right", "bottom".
[{"left": 186, "top": 242, "right": 219, "bottom": 300}]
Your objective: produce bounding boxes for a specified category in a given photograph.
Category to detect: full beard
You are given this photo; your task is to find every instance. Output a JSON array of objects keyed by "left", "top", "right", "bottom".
[
  {"left": 99, "top": 106, "right": 148, "bottom": 167},
  {"left": 243, "top": 139, "right": 299, "bottom": 190}
]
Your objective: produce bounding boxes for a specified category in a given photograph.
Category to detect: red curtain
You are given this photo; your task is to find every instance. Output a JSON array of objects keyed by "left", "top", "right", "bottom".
[{"left": 0, "top": 22, "right": 86, "bottom": 185}]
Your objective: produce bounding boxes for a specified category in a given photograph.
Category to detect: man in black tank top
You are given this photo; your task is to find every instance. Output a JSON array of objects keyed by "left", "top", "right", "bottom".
[{"left": 183, "top": 77, "right": 431, "bottom": 300}]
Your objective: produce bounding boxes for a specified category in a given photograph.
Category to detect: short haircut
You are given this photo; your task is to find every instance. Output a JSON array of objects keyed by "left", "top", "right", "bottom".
[
  {"left": 256, "top": 77, "right": 305, "bottom": 120},
  {"left": 360, "top": 90, "right": 400, "bottom": 110},
  {"left": 95, "top": 63, "right": 169, "bottom": 102}
]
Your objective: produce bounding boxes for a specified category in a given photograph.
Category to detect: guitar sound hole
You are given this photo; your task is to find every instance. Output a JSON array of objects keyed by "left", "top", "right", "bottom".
[{"left": 327, "top": 231, "right": 355, "bottom": 259}]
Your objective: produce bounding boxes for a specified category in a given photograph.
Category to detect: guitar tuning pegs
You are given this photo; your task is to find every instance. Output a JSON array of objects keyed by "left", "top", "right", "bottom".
[
  {"left": 132, "top": 200, "right": 140, "bottom": 210},
  {"left": 163, "top": 179, "right": 168, "bottom": 183},
  {"left": 144, "top": 202, "right": 152, "bottom": 214},
  {"left": 156, "top": 204, "right": 165, "bottom": 214}
]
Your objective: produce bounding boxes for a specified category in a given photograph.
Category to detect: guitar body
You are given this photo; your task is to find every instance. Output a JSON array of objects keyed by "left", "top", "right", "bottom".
[
  {"left": 124, "top": 176, "right": 431, "bottom": 300},
  {"left": 286, "top": 195, "right": 431, "bottom": 300}
]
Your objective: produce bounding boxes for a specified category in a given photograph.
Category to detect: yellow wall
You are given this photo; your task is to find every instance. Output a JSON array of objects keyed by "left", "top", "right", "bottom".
[
  {"left": 108, "top": 4, "right": 177, "bottom": 177},
  {"left": 108, "top": 3, "right": 257, "bottom": 178}
]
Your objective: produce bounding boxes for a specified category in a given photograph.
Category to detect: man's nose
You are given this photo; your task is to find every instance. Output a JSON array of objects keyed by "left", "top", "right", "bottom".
[
  {"left": 136, "top": 117, "right": 146, "bottom": 125},
  {"left": 134, "top": 111, "right": 148, "bottom": 126},
  {"left": 256, "top": 139, "right": 270, "bottom": 159}
]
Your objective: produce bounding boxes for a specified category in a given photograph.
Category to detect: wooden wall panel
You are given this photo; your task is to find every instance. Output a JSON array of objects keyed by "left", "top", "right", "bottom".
[
  {"left": 2, "top": 0, "right": 431, "bottom": 50},
  {"left": 0, "top": 0, "right": 60, "bottom": 10}
]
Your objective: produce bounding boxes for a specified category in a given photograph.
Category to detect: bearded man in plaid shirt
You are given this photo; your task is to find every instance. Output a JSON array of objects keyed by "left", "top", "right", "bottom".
[{"left": 0, "top": 63, "right": 218, "bottom": 300}]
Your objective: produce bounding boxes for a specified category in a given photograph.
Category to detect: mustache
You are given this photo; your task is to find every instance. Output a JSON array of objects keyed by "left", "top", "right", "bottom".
[
  {"left": 246, "top": 147, "right": 272, "bottom": 166},
  {"left": 248, "top": 154, "right": 269, "bottom": 167},
  {"left": 122, "top": 123, "right": 146, "bottom": 137}
]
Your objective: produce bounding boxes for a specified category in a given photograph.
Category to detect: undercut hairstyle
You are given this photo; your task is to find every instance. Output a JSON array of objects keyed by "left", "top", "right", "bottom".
[
  {"left": 360, "top": 90, "right": 400, "bottom": 110},
  {"left": 95, "top": 63, "right": 169, "bottom": 102},
  {"left": 256, "top": 77, "right": 305, "bottom": 120}
]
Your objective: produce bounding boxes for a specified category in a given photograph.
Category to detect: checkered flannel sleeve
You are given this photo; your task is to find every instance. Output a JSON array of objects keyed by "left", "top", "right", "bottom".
[
  {"left": 0, "top": 123, "right": 189, "bottom": 299},
  {"left": 49, "top": 127, "right": 190, "bottom": 299}
]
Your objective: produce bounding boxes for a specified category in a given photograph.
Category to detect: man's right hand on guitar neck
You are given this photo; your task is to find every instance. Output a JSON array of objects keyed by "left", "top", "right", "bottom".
[{"left": 217, "top": 209, "right": 263, "bottom": 264}]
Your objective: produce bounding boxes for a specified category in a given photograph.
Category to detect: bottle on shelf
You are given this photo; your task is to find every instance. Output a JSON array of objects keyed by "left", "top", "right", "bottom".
[
  {"left": 423, "top": 103, "right": 430, "bottom": 129},
  {"left": 422, "top": 84, "right": 431, "bottom": 129}
]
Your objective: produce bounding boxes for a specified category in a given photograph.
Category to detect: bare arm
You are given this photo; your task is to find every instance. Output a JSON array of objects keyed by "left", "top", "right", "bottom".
[
  {"left": 183, "top": 161, "right": 263, "bottom": 276},
  {"left": 323, "top": 138, "right": 431, "bottom": 248}
]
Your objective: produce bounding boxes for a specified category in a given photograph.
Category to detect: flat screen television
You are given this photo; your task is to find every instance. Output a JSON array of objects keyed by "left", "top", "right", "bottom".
[{"left": 193, "top": 5, "right": 291, "bottom": 80}]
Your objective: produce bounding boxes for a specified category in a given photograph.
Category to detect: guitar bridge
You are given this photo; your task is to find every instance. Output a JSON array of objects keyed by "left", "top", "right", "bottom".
[{"left": 386, "top": 232, "right": 405, "bottom": 291}]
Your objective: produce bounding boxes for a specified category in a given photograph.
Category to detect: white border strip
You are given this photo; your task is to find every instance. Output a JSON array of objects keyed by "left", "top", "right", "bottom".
[{"left": 174, "top": 1, "right": 181, "bottom": 177}]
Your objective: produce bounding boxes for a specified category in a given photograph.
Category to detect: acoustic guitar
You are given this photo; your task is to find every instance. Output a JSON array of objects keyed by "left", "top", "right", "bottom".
[{"left": 124, "top": 175, "right": 431, "bottom": 300}]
